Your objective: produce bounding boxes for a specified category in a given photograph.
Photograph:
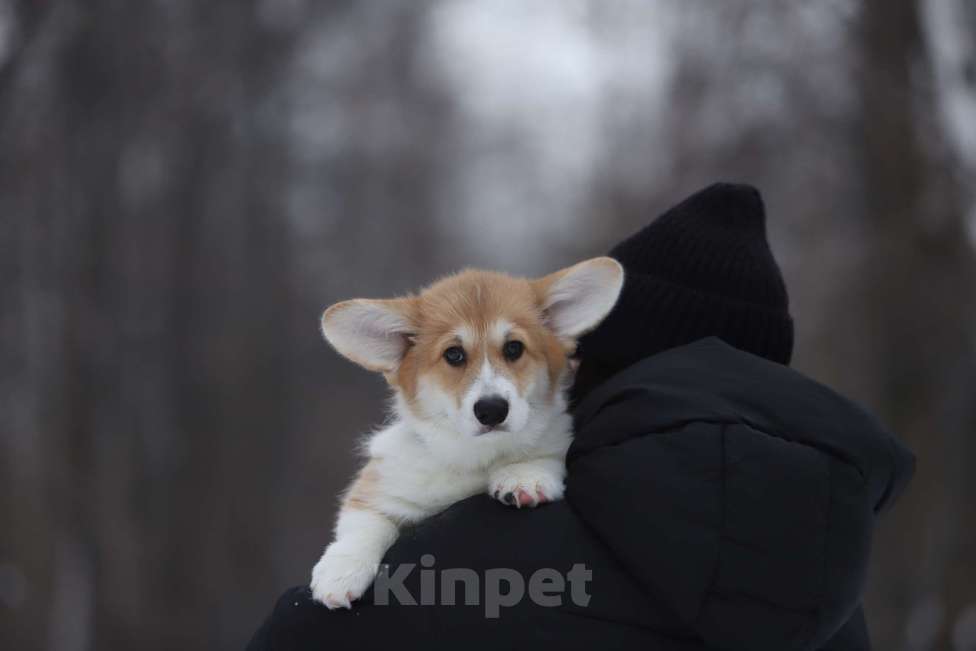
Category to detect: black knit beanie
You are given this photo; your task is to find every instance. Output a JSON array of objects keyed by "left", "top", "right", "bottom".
[{"left": 572, "top": 182, "right": 793, "bottom": 403}]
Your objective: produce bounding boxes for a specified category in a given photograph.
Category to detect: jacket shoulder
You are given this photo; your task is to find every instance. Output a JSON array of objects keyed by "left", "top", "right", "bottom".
[{"left": 570, "top": 337, "right": 914, "bottom": 513}]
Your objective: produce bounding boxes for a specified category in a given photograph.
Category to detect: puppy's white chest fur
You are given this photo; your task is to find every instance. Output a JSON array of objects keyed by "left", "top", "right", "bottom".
[
  {"left": 367, "top": 426, "right": 486, "bottom": 519},
  {"left": 364, "top": 406, "right": 573, "bottom": 523}
]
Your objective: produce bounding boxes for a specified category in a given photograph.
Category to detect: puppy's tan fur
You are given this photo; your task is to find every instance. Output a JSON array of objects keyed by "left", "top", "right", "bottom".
[{"left": 391, "top": 269, "right": 575, "bottom": 408}]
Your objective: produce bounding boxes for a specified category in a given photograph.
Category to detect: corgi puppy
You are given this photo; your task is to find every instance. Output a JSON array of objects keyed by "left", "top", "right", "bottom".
[{"left": 310, "top": 257, "right": 624, "bottom": 608}]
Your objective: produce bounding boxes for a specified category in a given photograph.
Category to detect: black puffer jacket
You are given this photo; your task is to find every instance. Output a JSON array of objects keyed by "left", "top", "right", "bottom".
[{"left": 247, "top": 338, "right": 914, "bottom": 650}]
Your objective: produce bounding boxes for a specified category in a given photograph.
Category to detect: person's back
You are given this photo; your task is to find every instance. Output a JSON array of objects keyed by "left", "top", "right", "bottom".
[{"left": 247, "top": 183, "right": 914, "bottom": 650}]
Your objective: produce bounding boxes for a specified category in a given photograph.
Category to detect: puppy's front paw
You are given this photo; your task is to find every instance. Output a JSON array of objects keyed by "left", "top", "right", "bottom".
[
  {"left": 310, "top": 544, "right": 379, "bottom": 609},
  {"left": 489, "top": 461, "right": 565, "bottom": 509}
]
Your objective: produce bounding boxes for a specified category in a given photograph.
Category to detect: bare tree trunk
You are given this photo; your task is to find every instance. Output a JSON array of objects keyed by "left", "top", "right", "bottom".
[{"left": 854, "top": 1, "right": 976, "bottom": 649}]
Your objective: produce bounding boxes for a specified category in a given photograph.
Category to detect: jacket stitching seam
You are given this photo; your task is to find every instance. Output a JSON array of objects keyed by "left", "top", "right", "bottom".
[{"left": 692, "top": 422, "right": 727, "bottom": 628}]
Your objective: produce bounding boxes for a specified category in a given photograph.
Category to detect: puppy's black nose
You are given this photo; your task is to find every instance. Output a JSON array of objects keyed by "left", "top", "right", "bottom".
[{"left": 474, "top": 396, "right": 509, "bottom": 427}]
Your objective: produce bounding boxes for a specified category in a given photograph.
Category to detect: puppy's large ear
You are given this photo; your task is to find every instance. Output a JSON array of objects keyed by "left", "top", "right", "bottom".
[
  {"left": 320, "top": 298, "right": 416, "bottom": 373},
  {"left": 533, "top": 257, "right": 624, "bottom": 341}
]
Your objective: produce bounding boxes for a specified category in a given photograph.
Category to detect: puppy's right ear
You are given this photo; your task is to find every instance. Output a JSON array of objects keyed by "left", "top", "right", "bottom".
[
  {"left": 532, "top": 256, "right": 624, "bottom": 343},
  {"left": 320, "top": 298, "right": 416, "bottom": 373}
]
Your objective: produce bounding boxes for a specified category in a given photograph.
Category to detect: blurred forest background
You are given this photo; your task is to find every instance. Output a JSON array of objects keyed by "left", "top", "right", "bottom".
[{"left": 2, "top": 1, "right": 975, "bottom": 650}]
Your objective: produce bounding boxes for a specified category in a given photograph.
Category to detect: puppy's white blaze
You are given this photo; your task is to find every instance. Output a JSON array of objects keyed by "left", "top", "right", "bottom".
[
  {"left": 465, "top": 360, "right": 498, "bottom": 406},
  {"left": 479, "top": 359, "right": 514, "bottom": 400},
  {"left": 321, "top": 300, "right": 412, "bottom": 372},
  {"left": 489, "top": 318, "right": 514, "bottom": 343},
  {"left": 543, "top": 258, "right": 624, "bottom": 339}
]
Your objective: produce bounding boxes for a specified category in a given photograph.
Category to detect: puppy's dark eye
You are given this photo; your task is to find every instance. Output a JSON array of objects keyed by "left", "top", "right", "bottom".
[
  {"left": 443, "top": 346, "right": 466, "bottom": 366},
  {"left": 503, "top": 340, "right": 524, "bottom": 361}
]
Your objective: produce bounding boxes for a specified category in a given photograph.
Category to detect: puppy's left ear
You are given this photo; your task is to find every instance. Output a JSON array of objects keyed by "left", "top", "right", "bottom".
[
  {"left": 320, "top": 297, "right": 417, "bottom": 373},
  {"left": 533, "top": 257, "right": 624, "bottom": 341}
]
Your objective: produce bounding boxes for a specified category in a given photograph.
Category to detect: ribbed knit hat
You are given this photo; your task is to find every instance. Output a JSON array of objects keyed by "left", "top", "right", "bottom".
[{"left": 573, "top": 182, "right": 793, "bottom": 401}]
